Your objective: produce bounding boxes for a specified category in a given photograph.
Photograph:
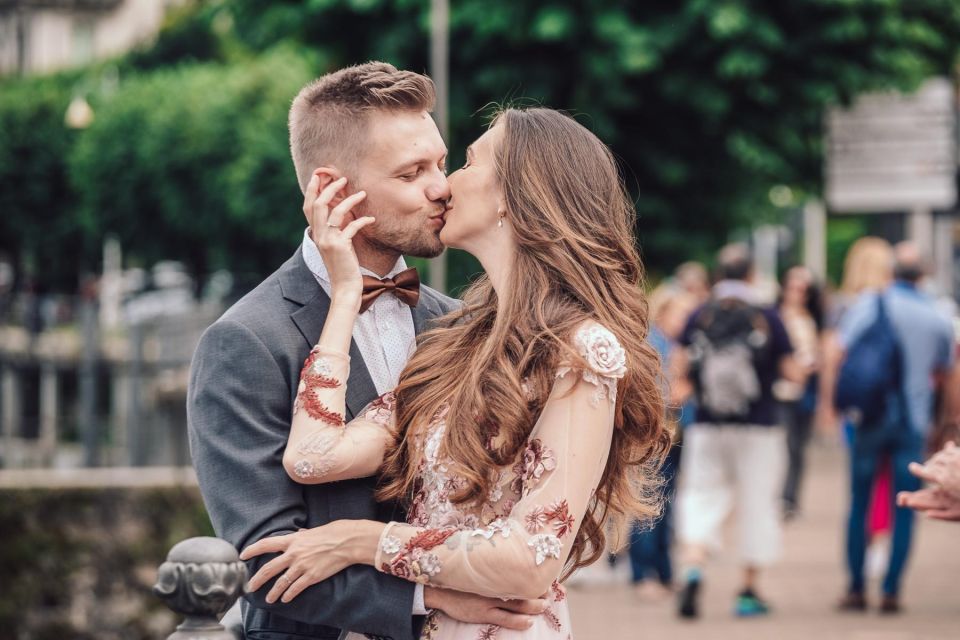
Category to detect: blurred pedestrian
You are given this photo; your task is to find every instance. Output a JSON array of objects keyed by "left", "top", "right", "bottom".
[
  {"left": 674, "top": 261, "right": 711, "bottom": 306},
  {"left": 819, "top": 237, "right": 896, "bottom": 578},
  {"left": 675, "top": 243, "right": 801, "bottom": 619},
  {"left": 830, "top": 241, "right": 955, "bottom": 613},
  {"left": 629, "top": 284, "right": 697, "bottom": 601},
  {"left": 775, "top": 266, "right": 824, "bottom": 520}
]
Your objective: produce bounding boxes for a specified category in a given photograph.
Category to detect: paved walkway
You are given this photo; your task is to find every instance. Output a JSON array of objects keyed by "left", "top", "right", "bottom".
[{"left": 567, "top": 441, "right": 960, "bottom": 639}]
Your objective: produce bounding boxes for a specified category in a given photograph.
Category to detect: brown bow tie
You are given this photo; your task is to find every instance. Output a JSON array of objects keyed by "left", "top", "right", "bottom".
[{"left": 360, "top": 267, "right": 421, "bottom": 313}]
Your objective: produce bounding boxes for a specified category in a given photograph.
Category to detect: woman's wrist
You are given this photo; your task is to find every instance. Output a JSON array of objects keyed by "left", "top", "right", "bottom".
[
  {"left": 330, "top": 292, "right": 362, "bottom": 313},
  {"left": 344, "top": 519, "right": 385, "bottom": 566}
]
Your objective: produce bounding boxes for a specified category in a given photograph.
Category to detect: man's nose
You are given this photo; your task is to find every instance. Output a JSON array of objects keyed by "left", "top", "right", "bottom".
[{"left": 426, "top": 169, "right": 451, "bottom": 203}]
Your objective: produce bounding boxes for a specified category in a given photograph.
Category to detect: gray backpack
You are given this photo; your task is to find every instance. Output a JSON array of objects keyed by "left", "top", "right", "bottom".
[{"left": 688, "top": 299, "right": 772, "bottom": 421}]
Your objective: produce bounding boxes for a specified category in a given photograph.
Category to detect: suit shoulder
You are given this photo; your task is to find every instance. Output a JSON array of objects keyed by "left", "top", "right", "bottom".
[{"left": 420, "top": 284, "right": 462, "bottom": 313}]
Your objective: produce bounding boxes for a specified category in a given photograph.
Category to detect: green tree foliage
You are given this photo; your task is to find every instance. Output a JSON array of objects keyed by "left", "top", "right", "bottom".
[
  {"left": 0, "top": 74, "right": 86, "bottom": 290},
  {"left": 2, "top": 0, "right": 959, "bottom": 290},
  {"left": 68, "top": 47, "right": 318, "bottom": 280}
]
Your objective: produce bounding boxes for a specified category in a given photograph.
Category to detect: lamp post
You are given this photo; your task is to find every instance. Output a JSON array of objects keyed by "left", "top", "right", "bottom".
[{"left": 428, "top": 0, "right": 449, "bottom": 294}]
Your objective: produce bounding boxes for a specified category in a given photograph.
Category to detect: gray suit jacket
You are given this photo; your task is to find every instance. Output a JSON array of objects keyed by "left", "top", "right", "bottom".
[{"left": 187, "top": 247, "right": 459, "bottom": 640}]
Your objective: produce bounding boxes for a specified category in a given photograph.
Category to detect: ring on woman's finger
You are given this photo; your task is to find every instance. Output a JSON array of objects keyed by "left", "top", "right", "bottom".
[{"left": 326, "top": 221, "right": 340, "bottom": 228}]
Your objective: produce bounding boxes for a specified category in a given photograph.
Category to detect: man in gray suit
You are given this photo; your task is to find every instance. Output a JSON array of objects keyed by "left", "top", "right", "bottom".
[{"left": 188, "top": 63, "right": 543, "bottom": 639}]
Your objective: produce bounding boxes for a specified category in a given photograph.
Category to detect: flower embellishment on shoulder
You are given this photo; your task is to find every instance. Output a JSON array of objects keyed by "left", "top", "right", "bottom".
[
  {"left": 575, "top": 323, "right": 627, "bottom": 379},
  {"left": 560, "top": 323, "right": 628, "bottom": 406}
]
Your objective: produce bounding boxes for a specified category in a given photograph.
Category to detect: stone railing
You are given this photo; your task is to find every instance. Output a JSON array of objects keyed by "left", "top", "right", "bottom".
[{"left": 154, "top": 537, "right": 247, "bottom": 640}]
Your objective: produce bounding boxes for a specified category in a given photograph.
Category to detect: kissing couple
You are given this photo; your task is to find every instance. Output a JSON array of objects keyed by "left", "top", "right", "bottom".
[{"left": 188, "top": 62, "right": 669, "bottom": 640}]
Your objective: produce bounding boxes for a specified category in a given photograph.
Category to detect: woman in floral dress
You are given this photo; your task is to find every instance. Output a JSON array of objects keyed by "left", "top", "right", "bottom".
[{"left": 242, "top": 108, "right": 671, "bottom": 639}]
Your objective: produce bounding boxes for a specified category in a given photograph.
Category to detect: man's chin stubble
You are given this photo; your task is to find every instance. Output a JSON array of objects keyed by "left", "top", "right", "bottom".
[{"left": 366, "top": 232, "right": 445, "bottom": 260}]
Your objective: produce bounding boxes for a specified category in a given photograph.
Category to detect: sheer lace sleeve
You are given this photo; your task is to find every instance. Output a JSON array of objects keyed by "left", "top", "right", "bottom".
[
  {"left": 281, "top": 345, "right": 396, "bottom": 484},
  {"left": 372, "top": 322, "right": 626, "bottom": 599}
]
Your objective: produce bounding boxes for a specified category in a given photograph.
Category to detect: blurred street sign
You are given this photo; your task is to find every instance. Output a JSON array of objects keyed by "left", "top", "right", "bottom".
[{"left": 825, "top": 77, "right": 957, "bottom": 213}]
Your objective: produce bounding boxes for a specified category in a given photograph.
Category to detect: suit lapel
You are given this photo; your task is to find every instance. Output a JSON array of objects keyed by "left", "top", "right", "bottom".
[
  {"left": 411, "top": 288, "right": 442, "bottom": 335},
  {"left": 284, "top": 250, "right": 378, "bottom": 420}
]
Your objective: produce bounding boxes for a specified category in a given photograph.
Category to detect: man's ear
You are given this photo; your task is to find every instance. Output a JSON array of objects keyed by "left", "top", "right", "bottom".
[
  {"left": 303, "top": 166, "right": 349, "bottom": 226},
  {"left": 312, "top": 166, "right": 348, "bottom": 207}
]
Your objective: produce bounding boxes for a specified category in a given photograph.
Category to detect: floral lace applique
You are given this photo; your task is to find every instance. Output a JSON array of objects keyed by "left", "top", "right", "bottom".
[
  {"left": 380, "top": 527, "right": 457, "bottom": 584},
  {"left": 510, "top": 439, "right": 557, "bottom": 496},
  {"left": 291, "top": 458, "right": 335, "bottom": 480},
  {"left": 545, "top": 499, "right": 576, "bottom": 538},
  {"left": 293, "top": 347, "right": 345, "bottom": 426},
  {"left": 528, "top": 533, "right": 562, "bottom": 566},
  {"left": 556, "top": 323, "right": 627, "bottom": 407},
  {"left": 542, "top": 606, "right": 562, "bottom": 632},
  {"left": 290, "top": 431, "right": 339, "bottom": 480},
  {"left": 469, "top": 518, "right": 513, "bottom": 540},
  {"left": 476, "top": 625, "right": 500, "bottom": 640},
  {"left": 550, "top": 579, "right": 566, "bottom": 602},
  {"left": 524, "top": 506, "right": 549, "bottom": 534},
  {"left": 523, "top": 499, "right": 575, "bottom": 538},
  {"left": 360, "top": 391, "right": 396, "bottom": 427},
  {"left": 421, "top": 613, "right": 441, "bottom": 640}
]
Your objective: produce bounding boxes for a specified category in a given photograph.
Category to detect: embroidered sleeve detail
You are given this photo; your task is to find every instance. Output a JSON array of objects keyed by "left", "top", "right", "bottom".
[
  {"left": 557, "top": 323, "right": 627, "bottom": 406},
  {"left": 510, "top": 439, "right": 557, "bottom": 496},
  {"left": 285, "top": 346, "right": 393, "bottom": 484},
  {"left": 477, "top": 626, "right": 500, "bottom": 640},
  {"left": 377, "top": 526, "right": 458, "bottom": 585},
  {"left": 371, "top": 337, "right": 617, "bottom": 599},
  {"left": 527, "top": 533, "right": 562, "bottom": 565},
  {"left": 293, "top": 346, "right": 347, "bottom": 426},
  {"left": 359, "top": 391, "right": 396, "bottom": 427}
]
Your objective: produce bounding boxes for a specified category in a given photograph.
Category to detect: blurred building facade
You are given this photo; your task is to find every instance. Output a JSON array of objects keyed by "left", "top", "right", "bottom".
[{"left": 0, "top": 0, "right": 176, "bottom": 76}]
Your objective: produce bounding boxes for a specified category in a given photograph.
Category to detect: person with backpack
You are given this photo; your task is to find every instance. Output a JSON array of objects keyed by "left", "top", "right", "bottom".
[
  {"left": 831, "top": 241, "right": 955, "bottom": 614},
  {"left": 675, "top": 243, "right": 802, "bottom": 620}
]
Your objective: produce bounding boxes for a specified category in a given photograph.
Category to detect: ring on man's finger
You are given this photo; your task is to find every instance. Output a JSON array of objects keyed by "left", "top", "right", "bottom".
[{"left": 277, "top": 574, "right": 291, "bottom": 586}]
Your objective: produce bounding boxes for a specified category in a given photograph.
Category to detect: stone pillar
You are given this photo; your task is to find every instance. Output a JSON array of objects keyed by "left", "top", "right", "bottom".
[
  {"left": 38, "top": 362, "right": 58, "bottom": 462},
  {"left": 153, "top": 537, "right": 247, "bottom": 640}
]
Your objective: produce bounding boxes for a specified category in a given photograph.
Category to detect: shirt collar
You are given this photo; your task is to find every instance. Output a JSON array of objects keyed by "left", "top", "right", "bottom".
[{"left": 301, "top": 227, "right": 408, "bottom": 284}]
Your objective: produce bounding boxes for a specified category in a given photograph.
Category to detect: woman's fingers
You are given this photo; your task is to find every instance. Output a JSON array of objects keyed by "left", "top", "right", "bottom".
[
  {"left": 280, "top": 572, "right": 316, "bottom": 603},
  {"left": 302, "top": 173, "right": 321, "bottom": 216},
  {"left": 326, "top": 190, "right": 367, "bottom": 229},
  {"left": 500, "top": 598, "right": 548, "bottom": 615},
  {"left": 239, "top": 534, "right": 292, "bottom": 561},
  {"left": 265, "top": 566, "right": 303, "bottom": 604},
  {"left": 246, "top": 554, "right": 292, "bottom": 593},
  {"left": 487, "top": 608, "right": 536, "bottom": 631},
  {"left": 311, "top": 176, "right": 348, "bottom": 230},
  {"left": 341, "top": 216, "right": 376, "bottom": 240}
]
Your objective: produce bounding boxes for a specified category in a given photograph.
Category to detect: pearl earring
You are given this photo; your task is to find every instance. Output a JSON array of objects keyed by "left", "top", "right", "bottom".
[{"left": 497, "top": 211, "right": 505, "bottom": 228}]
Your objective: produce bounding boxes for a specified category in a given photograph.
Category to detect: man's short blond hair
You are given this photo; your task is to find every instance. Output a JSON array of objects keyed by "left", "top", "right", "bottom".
[{"left": 289, "top": 62, "right": 436, "bottom": 192}]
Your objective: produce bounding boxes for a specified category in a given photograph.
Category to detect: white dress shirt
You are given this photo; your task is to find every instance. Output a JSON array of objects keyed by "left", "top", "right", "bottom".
[{"left": 301, "top": 229, "right": 428, "bottom": 616}]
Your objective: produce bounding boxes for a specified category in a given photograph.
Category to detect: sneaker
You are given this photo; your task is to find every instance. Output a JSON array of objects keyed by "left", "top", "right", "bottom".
[
  {"left": 879, "top": 594, "right": 901, "bottom": 615},
  {"left": 734, "top": 589, "right": 770, "bottom": 617},
  {"left": 678, "top": 578, "right": 700, "bottom": 619},
  {"left": 837, "top": 591, "right": 867, "bottom": 612}
]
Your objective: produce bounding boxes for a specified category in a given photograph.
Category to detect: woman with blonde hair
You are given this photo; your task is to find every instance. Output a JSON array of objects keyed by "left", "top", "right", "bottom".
[
  {"left": 818, "top": 236, "right": 898, "bottom": 612},
  {"left": 241, "top": 107, "right": 670, "bottom": 638},
  {"left": 818, "top": 237, "right": 894, "bottom": 432}
]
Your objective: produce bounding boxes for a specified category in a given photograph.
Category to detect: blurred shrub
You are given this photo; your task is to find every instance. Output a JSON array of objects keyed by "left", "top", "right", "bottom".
[
  {"left": 0, "top": 486, "right": 212, "bottom": 639},
  {"left": 0, "top": 74, "right": 88, "bottom": 291},
  {"left": 69, "top": 46, "right": 318, "bottom": 280}
]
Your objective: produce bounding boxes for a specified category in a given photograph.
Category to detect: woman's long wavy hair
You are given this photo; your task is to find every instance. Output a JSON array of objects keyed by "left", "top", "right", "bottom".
[{"left": 376, "top": 107, "right": 671, "bottom": 578}]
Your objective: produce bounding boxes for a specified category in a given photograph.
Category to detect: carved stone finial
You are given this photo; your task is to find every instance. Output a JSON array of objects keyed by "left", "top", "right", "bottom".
[{"left": 154, "top": 537, "right": 247, "bottom": 640}]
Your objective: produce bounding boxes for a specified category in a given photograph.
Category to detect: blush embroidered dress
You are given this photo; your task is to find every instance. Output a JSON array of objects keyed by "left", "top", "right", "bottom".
[{"left": 285, "top": 323, "right": 627, "bottom": 640}]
